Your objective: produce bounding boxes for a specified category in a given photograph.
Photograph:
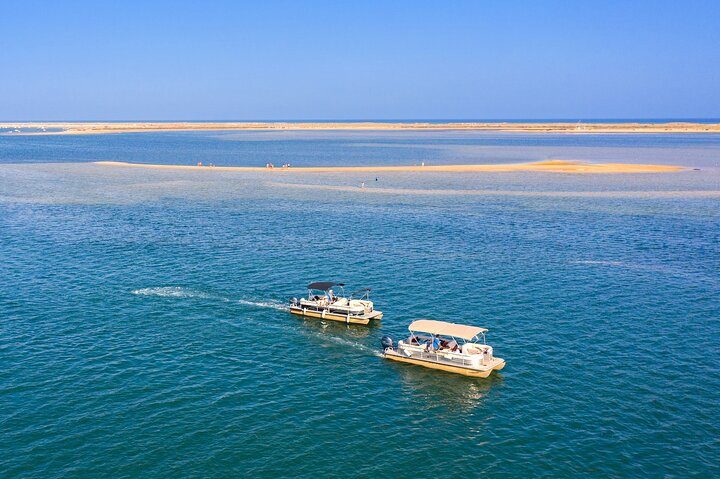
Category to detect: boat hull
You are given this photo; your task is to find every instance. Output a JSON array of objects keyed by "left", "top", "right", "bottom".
[
  {"left": 383, "top": 350, "right": 504, "bottom": 378},
  {"left": 289, "top": 306, "right": 382, "bottom": 325}
]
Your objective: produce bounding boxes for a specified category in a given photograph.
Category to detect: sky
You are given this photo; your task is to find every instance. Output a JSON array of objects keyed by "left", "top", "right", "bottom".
[{"left": 1, "top": 0, "right": 719, "bottom": 120}]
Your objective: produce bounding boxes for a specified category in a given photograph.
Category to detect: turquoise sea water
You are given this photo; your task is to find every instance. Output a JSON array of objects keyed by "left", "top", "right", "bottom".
[{"left": 1, "top": 131, "right": 719, "bottom": 478}]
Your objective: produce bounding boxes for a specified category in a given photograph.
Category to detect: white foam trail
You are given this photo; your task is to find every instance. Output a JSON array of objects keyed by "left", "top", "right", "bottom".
[
  {"left": 132, "top": 287, "right": 380, "bottom": 355},
  {"left": 237, "top": 299, "right": 288, "bottom": 311},
  {"left": 308, "top": 331, "right": 382, "bottom": 357},
  {"left": 131, "top": 286, "right": 220, "bottom": 299},
  {"left": 131, "top": 287, "right": 288, "bottom": 310}
]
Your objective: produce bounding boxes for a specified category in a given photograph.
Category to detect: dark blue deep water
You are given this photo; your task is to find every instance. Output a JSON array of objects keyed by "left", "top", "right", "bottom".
[{"left": 1, "top": 131, "right": 719, "bottom": 478}]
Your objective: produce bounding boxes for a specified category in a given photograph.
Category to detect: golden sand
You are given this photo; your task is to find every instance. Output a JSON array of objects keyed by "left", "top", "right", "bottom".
[
  {"left": 94, "top": 160, "right": 684, "bottom": 174},
  {"left": 4, "top": 121, "right": 720, "bottom": 135}
]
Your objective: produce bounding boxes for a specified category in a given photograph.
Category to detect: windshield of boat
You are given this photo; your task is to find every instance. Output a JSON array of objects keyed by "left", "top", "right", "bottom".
[{"left": 308, "top": 285, "right": 346, "bottom": 298}]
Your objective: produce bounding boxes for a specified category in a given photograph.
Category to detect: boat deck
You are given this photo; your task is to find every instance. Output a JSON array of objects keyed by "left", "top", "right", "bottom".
[
  {"left": 289, "top": 305, "right": 383, "bottom": 324},
  {"left": 384, "top": 347, "right": 505, "bottom": 377}
]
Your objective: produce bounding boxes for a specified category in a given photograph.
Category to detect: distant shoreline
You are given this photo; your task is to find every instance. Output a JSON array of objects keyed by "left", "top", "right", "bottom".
[
  {"left": 3, "top": 121, "right": 720, "bottom": 135},
  {"left": 95, "top": 160, "right": 685, "bottom": 174}
]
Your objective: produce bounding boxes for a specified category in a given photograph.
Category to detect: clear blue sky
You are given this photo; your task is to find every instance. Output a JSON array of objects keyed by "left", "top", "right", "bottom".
[{"left": 1, "top": 0, "right": 719, "bottom": 120}]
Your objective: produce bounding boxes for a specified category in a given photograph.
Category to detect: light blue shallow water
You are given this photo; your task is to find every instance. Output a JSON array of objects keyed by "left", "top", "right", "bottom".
[
  {"left": 2, "top": 130, "right": 720, "bottom": 167},
  {"left": 1, "top": 131, "right": 719, "bottom": 478}
]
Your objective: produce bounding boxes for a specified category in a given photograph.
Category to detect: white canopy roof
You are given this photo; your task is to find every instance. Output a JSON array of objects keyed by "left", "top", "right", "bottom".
[{"left": 408, "top": 319, "right": 487, "bottom": 340}]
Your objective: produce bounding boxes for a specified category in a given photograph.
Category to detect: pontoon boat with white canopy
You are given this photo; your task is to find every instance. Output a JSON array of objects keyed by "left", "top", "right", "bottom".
[{"left": 381, "top": 319, "right": 505, "bottom": 377}]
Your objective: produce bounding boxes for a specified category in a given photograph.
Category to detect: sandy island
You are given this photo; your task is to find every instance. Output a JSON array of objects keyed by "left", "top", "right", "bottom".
[
  {"left": 3, "top": 121, "right": 720, "bottom": 135},
  {"left": 94, "top": 160, "right": 684, "bottom": 174}
]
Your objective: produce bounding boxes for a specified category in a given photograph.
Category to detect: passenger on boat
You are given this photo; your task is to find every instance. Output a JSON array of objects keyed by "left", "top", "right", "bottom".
[
  {"left": 482, "top": 347, "right": 491, "bottom": 365},
  {"left": 327, "top": 289, "right": 335, "bottom": 302},
  {"left": 426, "top": 334, "right": 441, "bottom": 351}
]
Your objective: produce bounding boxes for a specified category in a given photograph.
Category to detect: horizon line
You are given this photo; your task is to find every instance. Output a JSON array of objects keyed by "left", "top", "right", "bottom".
[{"left": 3, "top": 118, "right": 720, "bottom": 123}]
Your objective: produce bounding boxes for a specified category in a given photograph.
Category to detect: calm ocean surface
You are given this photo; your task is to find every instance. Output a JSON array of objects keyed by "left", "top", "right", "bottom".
[{"left": 1, "top": 131, "right": 719, "bottom": 478}]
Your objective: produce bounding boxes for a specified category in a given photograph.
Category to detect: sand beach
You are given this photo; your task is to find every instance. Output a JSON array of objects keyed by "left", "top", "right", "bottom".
[
  {"left": 95, "top": 160, "right": 685, "bottom": 174},
  {"left": 3, "top": 121, "right": 720, "bottom": 135}
]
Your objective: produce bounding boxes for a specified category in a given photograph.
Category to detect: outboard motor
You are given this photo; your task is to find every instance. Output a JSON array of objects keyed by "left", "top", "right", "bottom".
[{"left": 380, "top": 336, "right": 394, "bottom": 350}]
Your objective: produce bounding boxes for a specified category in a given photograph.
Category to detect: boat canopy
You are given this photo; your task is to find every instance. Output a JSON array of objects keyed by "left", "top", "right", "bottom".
[
  {"left": 408, "top": 319, "right": 487, "bottom": 340},
  {"left": 307, "top": 281, "right": 344, "bottom": 291}
]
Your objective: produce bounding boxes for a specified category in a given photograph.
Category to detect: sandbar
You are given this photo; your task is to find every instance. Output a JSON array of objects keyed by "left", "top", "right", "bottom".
[
  {"left": 94, "top": 160, "right": 684, "bottom": 174},
  {"left": 3, "top": 121, "right": 720, "bottom": 135}
]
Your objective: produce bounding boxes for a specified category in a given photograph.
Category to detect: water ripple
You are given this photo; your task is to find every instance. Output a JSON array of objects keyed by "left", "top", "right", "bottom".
[{"left": 2, "top": 135, "right": 719, "bottom": 478}]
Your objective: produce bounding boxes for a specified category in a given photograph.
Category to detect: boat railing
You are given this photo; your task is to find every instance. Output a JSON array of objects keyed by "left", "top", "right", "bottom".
[
  {"left": 296, "top": 300, "right": 365, "bottom": 315},
  {"left": 349, "top": 288, "right": 371, "bottom": 301},
  {"left": 405, "top": 346, "right": 483, "bottom": 368}
]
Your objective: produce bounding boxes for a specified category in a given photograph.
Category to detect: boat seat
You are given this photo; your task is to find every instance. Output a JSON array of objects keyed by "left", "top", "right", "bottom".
[
  {"left": 462, "top": 344, "right": 488, "bottom": 355},
  {"left": 333, "top": 298, "right": 349, "bottom": 306}
]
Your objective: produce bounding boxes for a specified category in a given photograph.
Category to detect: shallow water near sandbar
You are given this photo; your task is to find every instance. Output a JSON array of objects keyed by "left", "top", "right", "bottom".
[{"left": 1, "top": 131, "right": 719, "bottom": 478}]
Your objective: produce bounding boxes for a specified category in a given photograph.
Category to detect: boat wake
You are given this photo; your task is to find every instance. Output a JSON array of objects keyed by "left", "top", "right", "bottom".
[
  {"left": 131, "top": 287, "right": 378, "bottom": 355},
  {"left": 236, "top": 299, "right": 288, "bottom": 311},
  {"left": 131, "top": 286, "right": 224, "bottom": 300},
  {"left": 309, "top": 331, "right": 383, "bottom": 358},
  {"left": 132, "top": 286, "right": 288, "bottom": 310}
]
